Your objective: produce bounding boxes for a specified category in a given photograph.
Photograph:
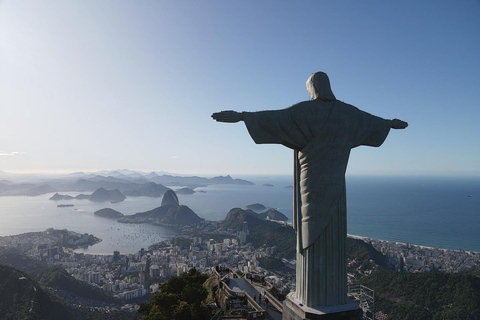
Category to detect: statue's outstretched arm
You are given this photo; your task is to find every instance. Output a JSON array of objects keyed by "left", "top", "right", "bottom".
[
  {"left": 390, "top": 118, "right": 408, "bottom": 129},
  {"left": 211, "top": 110, "right": 244, "bottom": 123}
]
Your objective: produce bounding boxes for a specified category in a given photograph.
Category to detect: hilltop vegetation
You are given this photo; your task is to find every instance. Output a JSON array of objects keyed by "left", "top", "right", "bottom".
[
  {"left": 38, "top": 266, "right": 117, "bottom": 303},
  {"left": 346, "top": 237, "right": 389, "bottom": 271},
  {"left": 359, "top": 270, "right": 480, "bottom": 320},
  {"left": 221, "top": 208, "right": 296, "bottom": 258},
  {"left": 0, "top": 265, "right": 81, "bottom": 320},
  {"left": 221, "top": 207, "right": 389, "bottom": 270},
  {"left": 258, "top": 256, "right": 290, "bottom": 273},
  {"left": 0, "top": 249, "right": 136, "bottom": 320},
  {"left": 138, "top": 268, "right": 215, "bottom": 320},
  {"left": 0, "top": 247, "right": 48, "bottom": 279},
  {"left": 0, "top": 248, "right": 116, "bottom": 303}
]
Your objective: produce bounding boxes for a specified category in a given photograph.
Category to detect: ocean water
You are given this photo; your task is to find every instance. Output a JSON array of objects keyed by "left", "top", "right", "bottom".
[
  {"left": 0, "top": 176, "right": 478, "bottom": 253},
  {"left": 346, "top": 176, "right": 480, "bottom": 251}
]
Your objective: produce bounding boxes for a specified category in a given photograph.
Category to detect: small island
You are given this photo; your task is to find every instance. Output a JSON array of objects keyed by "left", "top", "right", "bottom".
[
  {"left": 175, "top": 187, "right": 195, "bottom": 195},
  {"left": 263, "top": 183, "right": 274, "bottom": 187},
  {"left": 94, "top": 208, "right": 124, "bottom": 219},
  {"left": 50, "top": 193, "right": 75, "bottom": 200}
]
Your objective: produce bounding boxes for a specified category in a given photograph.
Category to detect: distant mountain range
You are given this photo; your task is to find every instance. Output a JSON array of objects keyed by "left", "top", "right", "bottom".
[
  {"left": 0, "top": 169, "right": 254, "bottom": 197},
  {"left": 50, "top": 188, "right": 126, "bottom": 203},
  {"left": 0, "top": 182, "right": 56, "bottom": 196}
]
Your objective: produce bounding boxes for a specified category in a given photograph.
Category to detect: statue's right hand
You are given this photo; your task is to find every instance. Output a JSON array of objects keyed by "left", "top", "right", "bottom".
[
  {"left": 391, "top": 119, "right": 408, "bottom": 129},
  {"left": 211, "top": 110, "right": 244, "bottom": 123}
]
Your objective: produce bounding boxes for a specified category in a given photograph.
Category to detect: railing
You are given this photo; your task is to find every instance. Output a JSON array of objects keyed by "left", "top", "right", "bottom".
[
  {"left": 213, "top": 268, "right": 222, "bottom": 280},
  {"left": 222, "top": 282, "right": 244, "bottom": 298},
  {"left": 245, "top": 276, "right": 283, "bottom": 314},
  {"left": 263, "top": 289, "right": 283, "bottom": 313},
  {"left": 209, "top": 310, "right": 224, "bottom": 320},
  {"left": 220, "top": 280, "right": 265, "bottom": 319},
  {"left": 213, "top": 267, "right": 232, "bottom": 282},
  {"left": 245, "top": 291, "right": 263, "bottom": 311},
  {"left": 348, "top": 285, "right": 375, "bottom": 320}
]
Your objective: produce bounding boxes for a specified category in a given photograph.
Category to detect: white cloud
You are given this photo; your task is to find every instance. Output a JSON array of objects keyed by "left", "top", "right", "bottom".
[
  {"left": 0, "top": 151, "right": 26, "bottom": 157},
  {"left": 170, "top": 155, "right": 179, "bottom": 159}
]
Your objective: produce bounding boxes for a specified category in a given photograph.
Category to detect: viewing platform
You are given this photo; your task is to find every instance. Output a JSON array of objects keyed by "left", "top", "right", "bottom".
[{"left": 214, "top": 268, "right": 283, "bottom": 320}]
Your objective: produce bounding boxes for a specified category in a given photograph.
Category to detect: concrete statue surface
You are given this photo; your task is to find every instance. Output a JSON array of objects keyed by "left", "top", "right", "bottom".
[{"left": 212, "top": 72, "right": 407, "bottom": 315}]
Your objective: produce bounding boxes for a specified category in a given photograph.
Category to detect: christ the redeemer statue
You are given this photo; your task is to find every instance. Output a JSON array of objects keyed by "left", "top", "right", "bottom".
[{"left": 212, "top": 72, "right": 407, "bottom": 308}]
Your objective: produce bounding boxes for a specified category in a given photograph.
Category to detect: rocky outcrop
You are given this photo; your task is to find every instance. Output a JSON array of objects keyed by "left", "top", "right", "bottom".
[
  {"left": 245, "top": 204, "right": 288, "bottom": 221},
  {"left": 50, "top": 193, "right": 75, "bottom": 200},
  {"left": 263, "top": 208, "right": 289, "bottom": 221},
  {"left": 221, "top": 208, "right": 268, "bottom": 230},
  {"left": 118, "top": 190, "right": 202, "bottom": 226},
  {"left": 89, "top": 188, "right": 125, "bottom": 203},
  {"left": 161, "top": 189, "right": 179, "bottom": 207}
]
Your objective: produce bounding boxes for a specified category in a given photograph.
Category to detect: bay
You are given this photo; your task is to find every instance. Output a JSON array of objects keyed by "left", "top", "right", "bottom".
[
  {"left": 0, "top": 194, "right": 177, "bottom": 254},
  {"left": 0, "top": 175, "right": 478, "bottom": 253}
]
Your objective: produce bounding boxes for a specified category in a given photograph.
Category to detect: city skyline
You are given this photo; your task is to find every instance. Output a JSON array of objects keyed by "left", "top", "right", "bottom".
[{"left": 1, "top": 1, "right": 479, "bottom": 176}]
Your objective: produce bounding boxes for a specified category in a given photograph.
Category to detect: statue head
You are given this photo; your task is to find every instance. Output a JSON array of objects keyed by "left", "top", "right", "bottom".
[{"left": 306, "top": 72, "right": 336, "bottom": 101}]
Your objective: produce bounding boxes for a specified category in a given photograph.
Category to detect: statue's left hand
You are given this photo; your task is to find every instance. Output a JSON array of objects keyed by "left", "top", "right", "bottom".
[{"left": 211, "top": 110, "right": 244, "bottom": 123}]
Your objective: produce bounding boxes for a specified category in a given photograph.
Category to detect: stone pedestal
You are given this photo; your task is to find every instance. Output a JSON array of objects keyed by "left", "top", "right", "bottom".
[{"left": 282, "top": 293, "right": 362, "bottom": 320}]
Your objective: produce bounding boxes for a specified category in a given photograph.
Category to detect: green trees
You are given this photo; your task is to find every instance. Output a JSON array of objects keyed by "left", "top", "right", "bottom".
[
  {"left": 0, "top": 265, "right": 77, "bottom": 320},
  {"left": 139, "top": 268, "right": 213, "bottom": 320},
  {"left": 359, "top": 270, "right": 480, "bottom": 319},
  {"left": 38, "top": 266, "right": 116, "bottom": 303}
]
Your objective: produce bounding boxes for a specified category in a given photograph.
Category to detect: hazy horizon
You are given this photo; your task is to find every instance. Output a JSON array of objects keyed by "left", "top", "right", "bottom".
[{"left": 1, "top": 168, "right": 479, "bottom": 179}]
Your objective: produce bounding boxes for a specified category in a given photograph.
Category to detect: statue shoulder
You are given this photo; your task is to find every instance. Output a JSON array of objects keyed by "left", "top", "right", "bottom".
[{"left": 287, "top": 100, "right": 319, "bottom": 112}]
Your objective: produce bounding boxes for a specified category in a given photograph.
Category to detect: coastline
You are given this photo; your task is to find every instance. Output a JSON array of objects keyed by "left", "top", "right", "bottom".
[
  {"left": 348, "top": 234, "right": 480, "bottom": 254},
  {"left": 1, "top": 225, "right": 479, "bottom": 274}
]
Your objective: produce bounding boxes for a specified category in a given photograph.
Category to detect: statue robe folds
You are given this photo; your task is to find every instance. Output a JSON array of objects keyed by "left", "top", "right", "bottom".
[{"left": 243, "top": 100, "right": 391, "bottom": 306}]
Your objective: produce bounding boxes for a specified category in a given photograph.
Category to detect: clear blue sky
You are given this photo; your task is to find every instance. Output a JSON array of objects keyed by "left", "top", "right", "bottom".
[{"left": 1, "top": 1, "right": 479, "bottom": 176}]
